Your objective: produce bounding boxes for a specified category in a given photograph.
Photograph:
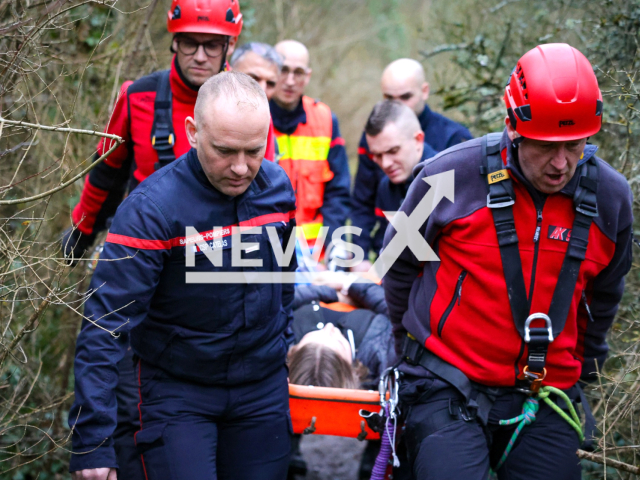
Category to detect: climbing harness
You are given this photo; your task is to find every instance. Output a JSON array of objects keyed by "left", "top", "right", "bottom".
[
  {"left": 495, "top": 386, "right": 584, "bottom": 470},
  {"left": 360, "top": 367, "right": 401, "bottom": 480},
  {"left": 150, "top": 70, "right": 177, "bottom": 171},
  {"left": 482, "top": 133, "right": 599, "bottom": 393}
]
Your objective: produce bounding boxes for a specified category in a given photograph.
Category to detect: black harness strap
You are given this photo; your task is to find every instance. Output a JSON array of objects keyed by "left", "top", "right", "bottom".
[
  {"left": 483, "top": 134, "right": 599, "bottom": 387},
  {"left": 547, "top": 160, "right": 599, "bottom": 338},
  {"left": 151, "top": 70, "right": 176, "bottom": 171},
  {"left": 483, "top": 134, "right": 530, "bottom": 338}
]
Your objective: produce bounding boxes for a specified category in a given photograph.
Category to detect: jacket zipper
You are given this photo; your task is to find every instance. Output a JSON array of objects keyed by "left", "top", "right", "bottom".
[
  {"left": 514, "top": 203, "right": 544, "bottom": 379},
  {"left": 582, "top": 290, "right": 595, "bottom": 322},
  {"left": 438, "top": 271, "right": 467, "bottom": 337}
]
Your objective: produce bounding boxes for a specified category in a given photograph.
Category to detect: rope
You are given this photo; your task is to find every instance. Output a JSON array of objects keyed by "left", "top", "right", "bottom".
[
  {"left": 494, "top": 386, "right": 584, "bottom": 471},
  {"left": 370, "top": 404, "right": 399, "bottom": 480}
]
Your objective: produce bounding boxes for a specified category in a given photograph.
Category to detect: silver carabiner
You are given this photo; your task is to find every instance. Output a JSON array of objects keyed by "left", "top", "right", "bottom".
[{"left": 524, "top": 313, "right": 554, "bottom": 343}]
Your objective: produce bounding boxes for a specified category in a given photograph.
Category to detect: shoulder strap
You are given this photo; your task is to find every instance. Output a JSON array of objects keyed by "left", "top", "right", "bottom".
[
  {"left": 151, "top": 70, "right": 176, "bottom": 171},
  {"left": 481, "top": 134, "right": 529, "bottom": 338},
  {"left": 547, "top": 157, "right": 598, "bottom": 337},
  {"left": 483, "top": 135, "right": 599, "bottom": 387}
]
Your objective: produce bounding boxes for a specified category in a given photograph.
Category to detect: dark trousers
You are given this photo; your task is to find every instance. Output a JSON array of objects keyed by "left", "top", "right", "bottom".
[
  {"left": 134, "top": 360, "right": 292, "bottom": 480},
  {"left": 399, "top": 374, "right": 582, "bottom": 480},
  {"left": 114, "top": 347, "right": 145, "bottom": 480}
]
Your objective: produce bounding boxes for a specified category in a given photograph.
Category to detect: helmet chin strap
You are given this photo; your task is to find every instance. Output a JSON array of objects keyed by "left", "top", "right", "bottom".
[
  {"left": 219, "top": 37, "right": 230, "bottom": 73},
  {"left": 512, "top": 135, "right": 525, "bottom": 149}
]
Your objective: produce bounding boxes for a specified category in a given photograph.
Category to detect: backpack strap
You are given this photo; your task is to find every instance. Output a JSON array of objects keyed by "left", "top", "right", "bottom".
[{"left": 151, "top": 70, "right": 176, "bottom": 170}]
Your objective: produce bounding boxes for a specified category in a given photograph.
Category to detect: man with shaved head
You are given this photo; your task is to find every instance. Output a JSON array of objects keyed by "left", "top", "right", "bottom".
[
  {"left": 351, "top": 58, "right": 472, "bottom": 269},
  {"left": 69, "top": 72, "right": 296, "bottom": 480},
  {"left": 271, "top": 39, "right": 350, "bottom": 256}
]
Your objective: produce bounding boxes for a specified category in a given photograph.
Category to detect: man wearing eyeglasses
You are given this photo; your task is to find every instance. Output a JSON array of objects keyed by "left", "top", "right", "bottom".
[
  {"left": 270, "top": 40, "right": 351, "bottom": 256},
  {"left": 63, "top": 1, "right": 254, "bottom": 479},
  {"left": 62, "top": 0, "right": 267, "bottom": 264}
]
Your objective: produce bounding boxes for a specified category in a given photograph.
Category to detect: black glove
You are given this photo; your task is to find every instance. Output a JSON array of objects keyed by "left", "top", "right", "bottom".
[{"left": 61, "top": 227, "right": 95, "bottom": 266}]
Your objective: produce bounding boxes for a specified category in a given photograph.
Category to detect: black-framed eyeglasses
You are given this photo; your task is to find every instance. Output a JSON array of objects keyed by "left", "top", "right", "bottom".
[
  {"left": 175, "top": 36, "right": 227, "bottom": 58},
  {"left": 280, "top": 66, "right": 308, "bottom": 80}
]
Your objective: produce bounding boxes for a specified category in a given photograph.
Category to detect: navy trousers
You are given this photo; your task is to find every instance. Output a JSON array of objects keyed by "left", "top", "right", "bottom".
[
  {"left": 114, "top": 347, "right": 145, "bottom": 480},
  {"left": 133, "top": 360, "right": 292, "bottom": 480},
  {"left": 399, "top": 374, "right": 582, "bottom": 480}
]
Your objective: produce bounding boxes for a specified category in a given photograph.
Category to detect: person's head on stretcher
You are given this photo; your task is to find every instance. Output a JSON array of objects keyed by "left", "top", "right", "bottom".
[{"left": 288, "top": 322, "right": 367, "bottom": 389}]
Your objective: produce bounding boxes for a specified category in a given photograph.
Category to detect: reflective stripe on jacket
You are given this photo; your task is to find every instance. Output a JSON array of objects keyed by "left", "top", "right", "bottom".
[{"left": 271, "top": 96, "right": 350, "bottom": 244}]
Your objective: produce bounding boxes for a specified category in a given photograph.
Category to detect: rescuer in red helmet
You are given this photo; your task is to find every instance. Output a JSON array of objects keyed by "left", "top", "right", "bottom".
[
  {"left": 62, "top": 0, "right": 278, "bottom": 267},
  {"left": 62, "top": 2, "right": 287, "bottom": 480},
  {"left": 383, "top": 43, "right": 633, "bottom": 479}
]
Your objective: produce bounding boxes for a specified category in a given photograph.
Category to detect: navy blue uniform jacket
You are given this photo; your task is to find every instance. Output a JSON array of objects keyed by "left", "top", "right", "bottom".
[
  {"left": 69, "top": 149, "right": 297, "bottom": 471},
  {"left": 351, "top": 104, "right": 472, "bottom": 255}
]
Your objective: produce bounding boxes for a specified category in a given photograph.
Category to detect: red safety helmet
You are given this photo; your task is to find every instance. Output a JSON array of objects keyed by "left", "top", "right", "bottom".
[
  {"left": 504, "top": 43, "right": 603, "bottom": 142},
  {"left": 167, "top": 0, "right": 243, "bottom": 37}
]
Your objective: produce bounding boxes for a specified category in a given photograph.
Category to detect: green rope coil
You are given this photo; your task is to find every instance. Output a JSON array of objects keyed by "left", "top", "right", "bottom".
[{"left": 494, "top": 386, "right": 584, "bottom": 472}]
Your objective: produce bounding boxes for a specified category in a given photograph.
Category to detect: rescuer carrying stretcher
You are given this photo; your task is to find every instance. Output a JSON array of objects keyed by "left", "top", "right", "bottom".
[{"left": 383, "top": 43, "right": 633, "bottom": 479}]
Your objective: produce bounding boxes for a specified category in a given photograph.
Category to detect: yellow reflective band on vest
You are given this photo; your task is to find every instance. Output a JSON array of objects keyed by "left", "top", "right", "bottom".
[
  {"left": 298, "top": 221, "right": 323, "bottom": 241},
  {"left": 276, "top": 135, "right": 331, "bottom": 162}
]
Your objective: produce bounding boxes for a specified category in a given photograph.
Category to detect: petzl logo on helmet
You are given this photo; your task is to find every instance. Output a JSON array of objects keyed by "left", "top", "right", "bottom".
[
  {"left": 197, "top": 15, "right": 210, "bottom": 21},
  {"left": 171, "top": 5, "right": 181, "bottom": 20},
  {"left": 559, "top": 120, "right": 576, "bottom": 127}
]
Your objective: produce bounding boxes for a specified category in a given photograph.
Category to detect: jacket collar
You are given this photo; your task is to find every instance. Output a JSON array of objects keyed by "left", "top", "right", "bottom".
[
  {"left": 501, "top": 128, "right": 598, "bottom": 199},
  {"left": 270, "top": 97, "right": 306, "bottom": 134},
  {"left": 171, "top": 56, "right": 200, "bottom": 105},
  {"left": 417, "top": 103, "right": 433, "bottom": 128}
]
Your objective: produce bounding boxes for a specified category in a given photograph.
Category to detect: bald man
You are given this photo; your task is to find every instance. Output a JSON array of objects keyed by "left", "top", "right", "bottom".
[
  {"left": 270, "top": 40, "right": 350, "bottom": 253},
  {"left": 351, "top": 59, "right": 472, "bottom": 265},
  {"left": 69, "top": 72, "right": 296, "bottom": 480}
]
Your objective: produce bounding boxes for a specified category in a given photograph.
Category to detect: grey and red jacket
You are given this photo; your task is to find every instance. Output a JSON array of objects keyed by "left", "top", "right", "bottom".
[
  {"left": 352, "top": 104, "right": 472, "bottom": 255},
  {"left": 69, "top": 149, "right": 296, "bottom": 471},
  {"left": 383, "top": 129, "right": 633, "bottom": 390},
  {"left": 72, "top": 57, "right": 276, "bottom": 237}
]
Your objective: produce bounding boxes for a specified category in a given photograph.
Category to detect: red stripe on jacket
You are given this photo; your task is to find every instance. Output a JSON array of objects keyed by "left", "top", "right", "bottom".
[{"left": 106, "top": 210, "right": 296, "bottom": 250}]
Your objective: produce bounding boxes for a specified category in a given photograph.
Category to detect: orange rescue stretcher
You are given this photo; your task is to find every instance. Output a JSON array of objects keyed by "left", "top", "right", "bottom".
[{"left": 289, "top": 384, "right": 383, "bottom": 440}]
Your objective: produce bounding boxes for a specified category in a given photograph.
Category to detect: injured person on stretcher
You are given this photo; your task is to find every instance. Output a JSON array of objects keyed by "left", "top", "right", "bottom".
[
  {"left": 290, "top": 272, "right": 396, "bottom": 390},
  {"left": 287, "top": 272, "right": 397, "bottom": 480}
]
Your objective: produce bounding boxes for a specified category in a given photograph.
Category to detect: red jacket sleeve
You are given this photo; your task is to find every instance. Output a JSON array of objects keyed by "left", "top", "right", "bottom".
[{"left": 72, "top": 81, "right": 134, "bottom": 235}]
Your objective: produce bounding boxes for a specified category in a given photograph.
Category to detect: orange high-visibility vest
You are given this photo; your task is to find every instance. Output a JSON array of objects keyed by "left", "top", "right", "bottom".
[{"left": 274, "top": 96, "right": 334, "bottom": 244}]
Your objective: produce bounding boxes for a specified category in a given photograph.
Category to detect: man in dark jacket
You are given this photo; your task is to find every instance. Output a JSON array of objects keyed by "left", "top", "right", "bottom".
[
  {"left": 351, "top": 59, "right": 472, "bottom": 266},
  {"left": 384, "top": 44, "right": 633, "bottom": 479},
  {"left": 363, "top": 100, "right": 436, "bottom": 254},
  {"left": 69, "top": 72, "right": 296, "bottom": 480}
]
